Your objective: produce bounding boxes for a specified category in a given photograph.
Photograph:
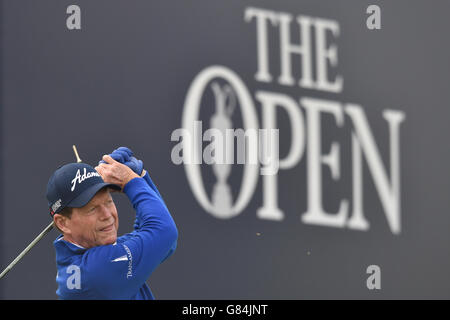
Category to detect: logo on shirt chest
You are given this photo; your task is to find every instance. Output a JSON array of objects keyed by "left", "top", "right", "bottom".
[{"left": 112, "top": 244, "right": 133, "bottom": 279}]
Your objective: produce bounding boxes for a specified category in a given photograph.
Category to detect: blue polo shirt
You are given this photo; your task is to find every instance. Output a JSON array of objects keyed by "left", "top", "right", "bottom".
[{"left": 53, "top": 173, "right": 178, "bottom": 300}]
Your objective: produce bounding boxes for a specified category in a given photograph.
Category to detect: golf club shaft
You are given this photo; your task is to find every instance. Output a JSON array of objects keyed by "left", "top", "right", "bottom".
[
  {"left": 0, "top": 145, "right": 81, "bottom": 280},
  {"left": 0, "top": 221, "right": 54, "bottom": 279}
]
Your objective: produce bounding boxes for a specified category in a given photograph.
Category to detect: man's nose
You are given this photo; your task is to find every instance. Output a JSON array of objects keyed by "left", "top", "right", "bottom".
[{"left": 98, "top": 205, "right": 113, "bottom": 220}]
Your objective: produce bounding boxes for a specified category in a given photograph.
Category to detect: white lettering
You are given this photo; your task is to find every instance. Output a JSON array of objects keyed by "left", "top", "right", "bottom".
[
  {"left": 366, "top": 265, "right": 381, "bottom": 289},
  {"left": 301, "top": 97, "right": 349, "bottom": 228},
  {"left": 366, "top": 5, "right": 381, "bottom": 30},
  {"left": 244, "top": 7, "right": 278, "bottom": 83},
  {"left": 66, "top": 5, "right": 81, "bottom": 30},
  {"left": 346, "top": 106, "right": 405, "bottom": 234},
  {"left": 255, "top": 91, "right": 305, "bottom": 220},
  {"left": 278, "top": 14, "right": 314, "bottom": 88},
  {"left": 71, "top": 168, "right": 101, "bottom": 191},
  {"left": 66, "top": 265, "right": 81, "bottom": 290},
  {"left": 314, "top": 18, "right": 343, "bottom": 92}
]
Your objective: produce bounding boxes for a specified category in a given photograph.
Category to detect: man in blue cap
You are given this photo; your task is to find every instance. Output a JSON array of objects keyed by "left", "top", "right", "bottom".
[{"left": 46, "top": 147, "right": 178, "bottom": 299}]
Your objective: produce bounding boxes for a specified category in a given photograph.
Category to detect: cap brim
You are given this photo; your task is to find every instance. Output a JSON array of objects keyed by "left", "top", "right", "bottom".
[{"left": 66, "top": 182, "right": 121, "bottom": 208}]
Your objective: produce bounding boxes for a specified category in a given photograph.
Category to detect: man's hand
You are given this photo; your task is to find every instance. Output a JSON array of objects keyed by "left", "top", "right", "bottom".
[
  {"left": 99, "top": 147, "right": 144, "bottom": 176},
  {"left": 95, "top": 155, "right": 139, "bottom": 190}
]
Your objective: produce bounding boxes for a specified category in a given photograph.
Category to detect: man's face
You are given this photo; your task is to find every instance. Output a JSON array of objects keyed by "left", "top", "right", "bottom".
[{"left": 62, "top": 188, "right": 119, "bottom": 248}]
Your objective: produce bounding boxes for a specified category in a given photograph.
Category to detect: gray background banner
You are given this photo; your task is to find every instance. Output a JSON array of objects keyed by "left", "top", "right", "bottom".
[{"left": 1, "top": 0, "right": 450, "bottom": 299}]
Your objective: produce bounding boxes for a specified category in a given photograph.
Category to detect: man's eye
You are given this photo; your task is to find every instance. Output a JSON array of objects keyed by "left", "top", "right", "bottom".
[{"left": 88, "top": 207, "right": 96, "bottom": 212}]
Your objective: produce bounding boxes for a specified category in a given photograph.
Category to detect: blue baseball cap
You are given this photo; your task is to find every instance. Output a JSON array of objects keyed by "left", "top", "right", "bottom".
[{"left": 46, "top": 163, "right": 121, "bottom": 216}]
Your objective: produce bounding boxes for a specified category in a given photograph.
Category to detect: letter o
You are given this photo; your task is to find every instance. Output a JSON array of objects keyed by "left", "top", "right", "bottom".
[{"left": 182, "top": 66, "right": 260, "bottom": 218}]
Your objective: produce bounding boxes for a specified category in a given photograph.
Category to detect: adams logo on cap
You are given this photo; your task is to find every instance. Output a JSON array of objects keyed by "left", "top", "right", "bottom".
[
  {"left": 71, "top": 168, "right": 101, "bottom": 192},
  {"left": 47, "top": 162, "right": 121, "bottom": 217}
]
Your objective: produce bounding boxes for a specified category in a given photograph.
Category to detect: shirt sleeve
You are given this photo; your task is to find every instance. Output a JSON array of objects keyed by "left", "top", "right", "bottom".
[
  {"left": 133, "top": 170, "right": 168, "bottom": 230},
  {"left": 83, "top": 176, "right": 178, "bottom": 299}
]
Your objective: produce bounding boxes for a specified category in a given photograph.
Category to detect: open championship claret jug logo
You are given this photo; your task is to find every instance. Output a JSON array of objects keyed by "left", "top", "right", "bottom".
[{"left": 171, "top": 7, "right": 405, "bottom": 234}]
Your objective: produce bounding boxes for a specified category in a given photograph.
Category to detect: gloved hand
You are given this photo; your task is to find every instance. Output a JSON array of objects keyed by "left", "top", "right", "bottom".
[{"left": 99, "top": 147, "right": 144, "bottom": 176}]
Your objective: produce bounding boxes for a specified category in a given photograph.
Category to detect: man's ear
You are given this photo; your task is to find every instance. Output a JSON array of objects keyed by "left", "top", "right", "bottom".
[{"left": 54, "top": 215, "right": 71, "bottom": 234}]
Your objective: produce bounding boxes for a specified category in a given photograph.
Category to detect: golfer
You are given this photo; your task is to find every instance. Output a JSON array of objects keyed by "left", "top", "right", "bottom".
[{"left": 46, "top": 147, "right": 178, "bottom": 299}]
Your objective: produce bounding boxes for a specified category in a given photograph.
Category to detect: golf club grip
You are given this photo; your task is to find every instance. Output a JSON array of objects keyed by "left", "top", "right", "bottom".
[{"left": 0, "top": 221, "right": 54, "bottom": 279}]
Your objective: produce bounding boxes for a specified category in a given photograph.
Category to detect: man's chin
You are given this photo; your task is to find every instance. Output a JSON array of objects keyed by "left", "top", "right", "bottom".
[{"left": 100, "top": 234, "right": 117, "bottom": 246}]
